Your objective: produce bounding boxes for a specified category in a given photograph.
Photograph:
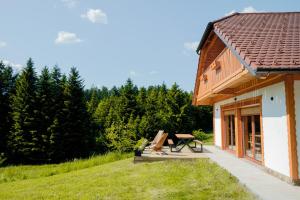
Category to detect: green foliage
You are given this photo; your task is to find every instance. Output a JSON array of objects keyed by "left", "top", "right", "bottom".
[
  {"left": 1, "top": 58, "right": 212, "bottom": 165},
  {"left": 90, "top": 80, "right": 213, "bottom": 152},
  {"left": 5, "top": 59, "right": 95, "bottom": 164},
  {"left": 8, "top": 58, "right": 41, "bottom": 163},
  {"left": 105, "top": 116, "right": 139, "bottom": 152},
  {"left": 0, "top": 62, "right": 16, "bottom": 156},
  {"left": 134, "top": 138, "right": 148, "bottom": 150},
  {"left": 61, "top": 68, "right": 95, "bottom": 159},
  {"left": 192, "top": 129, "right": 213, "bottom": 143}
]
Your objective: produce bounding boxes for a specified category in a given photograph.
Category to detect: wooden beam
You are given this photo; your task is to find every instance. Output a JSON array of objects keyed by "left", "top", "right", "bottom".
[
  {"left": 235, "top": 108, "right": 243, "bottom": 158},
  {"left": 221, "top": 109, "right": 226, "bottom": 150},
  {"left": 214, "top": 88, "right": 235, "bottom": 95},
  {"left": 284, "top": 75, "right": 299, "bottom": 181}
]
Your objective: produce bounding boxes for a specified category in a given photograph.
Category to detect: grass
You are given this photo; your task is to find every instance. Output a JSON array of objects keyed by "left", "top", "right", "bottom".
[
  {"left": 0, "top": 152, "right": 132, "bottom": 184},
  {"left": 0, "top": 155, "right": 255, "bottom": 200}
]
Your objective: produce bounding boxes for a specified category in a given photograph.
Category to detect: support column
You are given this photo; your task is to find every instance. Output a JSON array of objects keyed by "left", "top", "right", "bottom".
[
  {"left": 235, "top": 108, "right": 243, "bottom": 157},
  {"left": 285, "top": 75, "right": 299, "bottom": 181}
]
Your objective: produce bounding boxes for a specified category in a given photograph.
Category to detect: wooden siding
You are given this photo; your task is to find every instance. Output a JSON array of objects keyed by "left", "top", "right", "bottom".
[{"left": 197, "top": 48, "right": 243, "bottom": 100}]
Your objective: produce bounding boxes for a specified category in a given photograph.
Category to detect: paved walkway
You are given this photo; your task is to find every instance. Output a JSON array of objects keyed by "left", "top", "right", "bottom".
[{"left": 205, "top": 146, "right": 300, "bottom": 200}]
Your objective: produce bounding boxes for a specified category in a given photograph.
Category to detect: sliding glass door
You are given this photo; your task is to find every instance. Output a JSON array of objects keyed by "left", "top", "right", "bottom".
[
  {"left": 241, "top": 107, "right": 262, "bottom": 162},
  {"left": 224, "top": 112, "right": 236, "bottom": 151}
]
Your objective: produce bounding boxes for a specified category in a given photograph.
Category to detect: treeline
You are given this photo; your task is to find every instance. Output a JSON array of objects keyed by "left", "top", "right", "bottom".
[
  {"left": 1, "top": 59, "right": 93, "bottom": 164},
  {"left": 86, "top": 81, "right": 212, "bottom": 152},
  {"left": 0, "top": 58, "right": 212, "bottom": 165}
]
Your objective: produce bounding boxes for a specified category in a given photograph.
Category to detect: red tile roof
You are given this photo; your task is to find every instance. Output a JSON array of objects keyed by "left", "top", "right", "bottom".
[{"left": 198, "top": 12, "right": 300, "bottom": 73}]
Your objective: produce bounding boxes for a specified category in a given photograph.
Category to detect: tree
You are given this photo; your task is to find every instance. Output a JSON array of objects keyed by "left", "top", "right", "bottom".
[
  {"left": 62, "top": 68, "right": 94, "bottom": 159},
  {"left": 36, "top": 67, "right": 55, "bottom": 162},
  {"left": 0, "top": 62, "right": 16, "bottom": 158},
  {"left": 8, "top": 58, "right": 41, "bottom": 163},
  {"left": 119, "top": 79, "right": 138, "bottom": 122},
  {"left": 87, "top": 89, "right": 99, "bottom": 115},
  {"left": 47, "top": 69, "right": 68, "bottom": 162}
]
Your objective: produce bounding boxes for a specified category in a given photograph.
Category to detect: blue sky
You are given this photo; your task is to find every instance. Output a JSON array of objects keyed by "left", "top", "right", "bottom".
[{"left": 0, "top": 0, "right": 299, "bottom": 91}]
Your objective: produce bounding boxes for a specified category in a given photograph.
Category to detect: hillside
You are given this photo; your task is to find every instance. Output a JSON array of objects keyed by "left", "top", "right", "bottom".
[{"left": 0, "top": 154, "right": 255, "bottom": 200}]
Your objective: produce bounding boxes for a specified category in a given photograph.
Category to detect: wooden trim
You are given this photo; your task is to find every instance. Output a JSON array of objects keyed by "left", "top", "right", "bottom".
[
  {"left": 285, "top": 75, "right": 299, "bottom": 180},
  {"left": 200, "top": 74, "right": 284, "bottom": 106},
  {"left": 293, "top": 74, "right": 300, "bottom": 80},
  {"left": 236, "top": 108, "right": 243, "bottom": 157},
  {"left": 221, "top": 96, "right": 262, "bottom": 111},
  {"left": 225, "top": 148, "right": 236, "bottom": 155},
  {"left": 245, "top": 155, "right": 263, "bottom": 165},
  {"left": 251, "top": 116, "right": 256, "bottom": 159},
  {"left": 220, "top": 96, "right": 264, "bottom": 163},
  {"left": 260, "top": 102, "right": 265, "bottom": 165},
  {"left": 213, "top": 105, "right": 215, "bottom": 145},
  {"left": 221, "top": 109, "right": 226, "bottom": 150},
  {"left": 234, "top": 75, "right": 284, "bottom": 95}
]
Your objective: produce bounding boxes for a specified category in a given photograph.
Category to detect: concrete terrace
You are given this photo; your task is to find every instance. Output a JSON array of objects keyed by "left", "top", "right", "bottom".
[{"left": 135, "top": 145, "right": 300, "bottom": 200}]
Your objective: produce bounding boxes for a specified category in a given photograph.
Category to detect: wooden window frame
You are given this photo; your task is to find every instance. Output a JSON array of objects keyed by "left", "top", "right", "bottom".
[{"left": 220, "top": 96, "right": 264, "bottom": 164}]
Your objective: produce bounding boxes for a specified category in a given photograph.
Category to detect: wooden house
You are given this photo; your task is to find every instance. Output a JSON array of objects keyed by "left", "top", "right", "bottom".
[{"left": 193, "top": 12, "right": 300, "bottom": 184}]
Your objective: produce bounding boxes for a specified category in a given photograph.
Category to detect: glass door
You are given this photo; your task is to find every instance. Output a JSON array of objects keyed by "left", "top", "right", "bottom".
[
  {"left": 242, "top": 112, "right": 262, "bottom": 162},
  {"left": 225, "top": 114, "right": 236, "bottom": 151}
]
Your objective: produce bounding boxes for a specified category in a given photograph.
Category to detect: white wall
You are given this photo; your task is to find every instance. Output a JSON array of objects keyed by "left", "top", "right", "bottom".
[
  {"left": 294, "top": 81, "right": 300, "bottom": 177},
  {"left": 214, "top": 105, "right": 222, "bottom": 147},
  {"left": 214, "top": 82, "right": 290, "bottom": 177}
]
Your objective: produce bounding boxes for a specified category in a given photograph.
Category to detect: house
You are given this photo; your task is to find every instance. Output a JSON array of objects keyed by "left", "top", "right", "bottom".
[{"left": 193, "top": 12, "right": 300, "bottom": 184}]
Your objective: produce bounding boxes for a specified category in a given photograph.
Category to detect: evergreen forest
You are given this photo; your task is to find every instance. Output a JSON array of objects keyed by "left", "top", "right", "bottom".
[{"left": 0, "top": 58, "right": 212, "bottom": 164}]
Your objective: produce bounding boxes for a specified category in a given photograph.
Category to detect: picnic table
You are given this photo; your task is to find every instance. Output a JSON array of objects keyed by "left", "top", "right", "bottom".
[
  {"left": 168, "top": 134, "right": 203, "bottom": 152},
  {"left": 174, "top": 134, "right": 195, "bottom": 151}
]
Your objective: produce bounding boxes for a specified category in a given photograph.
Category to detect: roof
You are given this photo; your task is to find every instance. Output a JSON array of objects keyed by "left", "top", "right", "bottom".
[{"left": 196, "top": 12, "right": 300, "bottom": 73}]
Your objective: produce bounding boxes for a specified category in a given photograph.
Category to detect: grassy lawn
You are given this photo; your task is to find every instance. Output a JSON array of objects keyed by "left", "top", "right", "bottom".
[
  {"left": 0, "top": 152, "right": 132, "bottom": 184},
  {"left": 0, "top": 154, "right": 255, "bottom": 200}
]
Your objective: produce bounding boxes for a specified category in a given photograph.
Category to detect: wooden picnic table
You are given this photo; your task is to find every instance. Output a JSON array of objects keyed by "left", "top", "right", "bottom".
[{"left": 174, "top": 134, "right": 195, "bottom": 151}]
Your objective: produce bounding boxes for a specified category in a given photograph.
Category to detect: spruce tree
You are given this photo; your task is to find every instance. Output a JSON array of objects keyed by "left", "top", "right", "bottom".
[
  {"left": 8, "top": 58, "right": 40, "bottom": 163},
  {"left": 87, "top": 89, "right": 99, "bottom": 115},
  {"left": 36, "top": 67, "right": 54, "bottom": 162},
  {"left": 63, "top": 68, "right": 93, "bottom": 159},
  {"left": 0, "top": 62, "right": 16, "bottom": 157},
  {"left": 48, "top": 67, "right": 66, "bottom": 162}
]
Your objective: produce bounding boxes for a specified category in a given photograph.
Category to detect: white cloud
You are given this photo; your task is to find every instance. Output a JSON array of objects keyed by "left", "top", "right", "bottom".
[
  {"left": 184, "top": 42, "right": 198, "bottom": 51},
  {"left": 225, "top": 10, "right": 236, "bottom": 16},
  {"left": 55, "top": 31, "right": 82, "bottom": 44},
  {"left": 129, "top": 70, "right": 137, "bottom": 77},
  {"left": 0, "top": 41, "right": 7, "bottom": 48},
  {"left": 225, "top": 6, "right": 260, "bottom": 16},
  {"left": 149, "top": 70, "right": 158, "bottom": 75},
  {"left": 242, "top": 6, "right": 258, "bottom": 13},
  {"left": 1, "top": 59, "right": 23, "bottom": 71},
  {"left": 61, "top": 0, "right": 78, "bottom": 8},
  {"left": 81, "top": 9, "right": 108, "bottom": 24}
]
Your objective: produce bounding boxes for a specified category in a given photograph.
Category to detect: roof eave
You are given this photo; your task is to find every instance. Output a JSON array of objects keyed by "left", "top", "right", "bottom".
[{"left": 196, "top": 12, "right": 240, "bottom": 54}]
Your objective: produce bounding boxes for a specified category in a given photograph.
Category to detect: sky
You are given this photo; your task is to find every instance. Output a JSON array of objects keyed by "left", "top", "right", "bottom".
[{"left": 0, "top": 0, "right": 299, "bottom": 91}]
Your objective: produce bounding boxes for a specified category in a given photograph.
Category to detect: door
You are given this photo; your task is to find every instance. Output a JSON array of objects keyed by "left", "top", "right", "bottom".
[
  {"left": 224, "top": 111, "right": 236, "bottom": 151},
  {"left": 242, "top": 110, "right": 262, "bottom": 162}
]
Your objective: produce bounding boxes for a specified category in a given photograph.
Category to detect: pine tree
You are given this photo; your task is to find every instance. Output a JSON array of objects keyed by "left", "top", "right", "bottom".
[
  {"left": 8, "top": 58, "right": 41, "bottom": 163},
  {"left": 0, "top": 62, "right": 16, "bottom": 157},
  {"left": 87, "top": 89, "right": 99, "bottom": 115},
  {"left": 119, "top": 79, "right": 138, "bottom": 122},
  {"left": 63, "top": 68, "right": 93, "bottom": 159},
  {"left": 36, "top": 67, "right": 55, "bottom": 162},
  {"left": 48, "top": 66, "right": 66, "bottom": 162}
]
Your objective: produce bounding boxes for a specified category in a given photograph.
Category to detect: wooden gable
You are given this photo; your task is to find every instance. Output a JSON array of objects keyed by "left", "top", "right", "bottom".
[{"left": 193, "top": 32, "right": 253, "bottom": 105}]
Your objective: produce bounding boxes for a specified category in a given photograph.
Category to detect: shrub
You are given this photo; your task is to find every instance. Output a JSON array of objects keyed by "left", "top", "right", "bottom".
[{"left": 192, "top": 129, "right": 210, "bottom": 141}]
